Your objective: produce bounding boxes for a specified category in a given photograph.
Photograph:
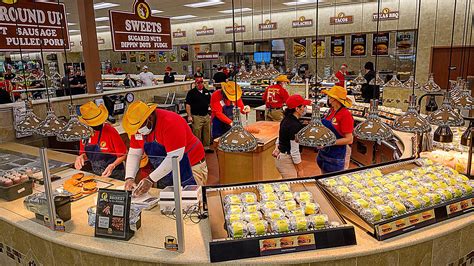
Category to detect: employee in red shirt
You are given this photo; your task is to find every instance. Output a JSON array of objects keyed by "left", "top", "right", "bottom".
[
  {"left": 262, "top": 75, "right": 290, "bottom": 122},
  {"left": 317, "top": 86, "right": 354, "bottom": 173},
  {"left": 122, "top": 101, "right": 207, "bottom": 196},
  {"left": 211, "top": 81, "right": 250, "bottom": 138},
  {"left": 335, "top": 64, "right": 348, "bottom": 87},
  {"left": 75, "top": 102, "right": 127, "bottom": 180}
]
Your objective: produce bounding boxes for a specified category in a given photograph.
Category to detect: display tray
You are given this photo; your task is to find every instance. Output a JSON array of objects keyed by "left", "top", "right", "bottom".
[
  {"left": 317, "top": 158, "right": 474, "bottom": 241},
  {"left": 204, "top": 179, "right": 356, "bottom": 262}
]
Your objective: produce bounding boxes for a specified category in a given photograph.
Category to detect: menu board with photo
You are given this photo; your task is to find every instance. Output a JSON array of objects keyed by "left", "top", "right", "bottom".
[
  {"left": 350, "top": 34, "right": 367, "bottom": 57},
  {"left": 180, "top": 45, "right": 189, "bottom": 61},
  {"left": 94, "top": 189, "right": 133, "bottom": 240},
  {"left": 129, "top": 52, "right": 137, "bottom": 63},
  {"left": 148, "top": 53, "right": 157, "bottom": 63},
  {"left": 372, "top": 32, "right": 390, "bottom": 56},
  {"left": 311, "top": 37, "right": 326, "bottom": 58},
  {"left": 169, "top": 47, "right": 179, "bottom": 62},
  {"left": 293, "top": 38, "right": 307, "bottom": 59},
  {"left": 396, "top": 31, "right": 416, "bottom": 55},
  {"left": 158, "top": 52, "right": 167, "bottom": 63},
  {"left": 138, "top": 52, "right": 147, "bottom": 63},
  {"left": 331, "top": 35, "right": 346, "bottom": 57}
]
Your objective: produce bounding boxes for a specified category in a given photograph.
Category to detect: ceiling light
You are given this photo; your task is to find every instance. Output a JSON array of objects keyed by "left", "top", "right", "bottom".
[
  {"left": 426, "top": 92, "right": 464, "bottom": 127},
  {"left": 171, "top": 15, "right": 197, "bottom": 20},
  {"left": 283, "top": 0, "right": 319, "bottom": 6},
  {"left": 369, "top": 71, "right": 385, "bottom": 86},
  {"left": 402, "top": 75, "right": 420, "bottom": 90},
  {"left": 69, "top": 29, "right": 79, "bottom": 33},
  {"left": 95, "top": 17, "right": 109, "bottom": 22},
  {"left": 152, "top": 10, "right": 163, "bottom": 14},
  {"left": 219, "top": 8, "right": 252, "bottom": 14},
  {"left": 353, "top": 71, "right": 367, "bottom": 85},
  {"left": 57, "top": 106, "right": 93, "bottom": 142},
  {"left": 96, "top": 26, "right": 110, "bottom": 29},
  {"left": 217, "top": 107, "right": 257, "bottom": 152},
  {"left": 421, "top": 73, "right": 441, "bottom": 93},
  {"left": 392, "top": 95, "right": 431, "bottom": 133},
  {"left": 354, "top": 99, "right": 394, "bottom": 142},
  {"left": 68, "top": 22, "right": 76, "bottom": 26},
  {"left": 93, "top": 2, "right": 119, "bottom": 10},
  {"left": 185, "top": 1, "right": 224, "bottom": 8},
  {"left": 296, "top": 104, "right": 336, "bottom": 147},
  {"left": 15, "top": 102, "right": 43, "bottom": 135}
]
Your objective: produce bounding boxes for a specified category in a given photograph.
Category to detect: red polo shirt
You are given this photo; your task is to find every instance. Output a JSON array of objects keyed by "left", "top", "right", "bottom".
[
  {"left": 262, "top": 84, "right": 290, "bottom": 108},
  {"left": 335, "top": 71, "right": 346, "bottom": 87},
  {"left": 129, "top": 109, "right": 205, "bottom": 166},
  {"left": 325, "top": 107, "right": 354, "bottom": 136},
  {"left": 80, "top": 123, "right": 126, "bottom": 157},
  {"left": 210, "top": 89, "right": 245, "bottom": 125}
]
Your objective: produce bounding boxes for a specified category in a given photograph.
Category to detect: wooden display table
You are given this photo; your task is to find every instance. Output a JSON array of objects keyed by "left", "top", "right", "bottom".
[{"left": 214, "top": 121, "right": 281, "bottom": 184}]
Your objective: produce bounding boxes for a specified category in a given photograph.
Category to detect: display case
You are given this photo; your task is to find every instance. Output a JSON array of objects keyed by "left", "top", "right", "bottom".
[
  {"left": 318, "top": 158, "right": 474, "bottom": 241},
  {"left": 203, "top": 179, "right": 356, "bottom": 262},
  {"left": 241, "top": 86, "right": 267, "bottom": 107}
]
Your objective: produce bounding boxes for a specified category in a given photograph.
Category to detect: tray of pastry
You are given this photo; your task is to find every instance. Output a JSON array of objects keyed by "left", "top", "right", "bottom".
[
  {"left": 203, "top": 179, "right": 356, "bottom": 262},
  {"left": 318, "top": 158, "right": 474, "bottom": 240}
]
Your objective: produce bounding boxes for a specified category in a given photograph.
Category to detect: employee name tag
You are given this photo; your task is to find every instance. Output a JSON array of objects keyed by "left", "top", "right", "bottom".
[{"left": 135, "top": 134, "right": 143, "bottom": 140}]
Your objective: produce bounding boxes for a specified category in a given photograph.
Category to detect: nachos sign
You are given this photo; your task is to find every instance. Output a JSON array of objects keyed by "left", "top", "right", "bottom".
[
  {"left": 110, "top": 0, "right": 172, "bottom": 51},
  {"left": 0, "top": 0, "right": 70, "bottom": 51}
]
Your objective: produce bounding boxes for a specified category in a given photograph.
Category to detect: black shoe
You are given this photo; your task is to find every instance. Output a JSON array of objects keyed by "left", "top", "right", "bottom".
[{"left": 205, "top": 149, "right": 214, "bottom": 154}]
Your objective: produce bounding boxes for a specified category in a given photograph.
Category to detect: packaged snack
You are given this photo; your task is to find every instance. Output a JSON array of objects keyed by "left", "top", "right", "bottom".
[
  {"left": 371, "top": 186, "right": 384, "bottom": 195},
  {"left": 382, "top": 194, "right": 400, "bottom": 202},
  {"left": 243, "top": 212, "right": 263, "bottom": 223},
  {"left": 421, "top": 182, "right": 439, "bottom": 191},
  {"left": 286, "top": 209, "right": 305, "bottom": 218},
  {"left": 225, "top": 204, "right": 244, "bottom": 215},
  {"left": 361, "top": 208, "right": 382, "bottom": 223},
  {"left": 362, "top": 179, "right": 377, "bottom": 187},
  {"left": 446, "top": 186, "right": 463, "bottom": 198},
  {"left": 244, "top": 204, "right": 260, "bottom": 213},
  {"left": 294, "top": 191, "right": 314, "bottom": 203},
  {"left": 395, "top": 181, "right": 409, "bottom": 190},
  {"left": 456, "top": 183, "right": 473, "bottom": 195},
  {"left": 307, "top": 214, "right": 329, "bottom": 229},
  {"left": 434, "top": 181, "right": 449, "bottom": 189},
  {"left": 350, "top": 198, "right": 371, "bottom": 210},
  {"left": 227, "top": 220, "right": 247, "bottom": 238},
  {"left": 351, "top": 173, "right": 363, "bottom": 180},
  {"left": 376, "top": 205, "right": 394, "bottom": 219},
  {"left": 334, "top": 186, "right": 350, "bottom": 197},
  {"left": 395, "top": 191, "right": 409, "bottom": 199},
  {"left": 349, "top": 181, "right": 364, "bottom": 190},
  {"left": 264, "top": 210, "right": 286, "bottom": 221},
  {"left": 339, "top": 175, "right": 352, "bottom": 185},
  {"left": 375, "top": 177, "right": 388, "bottom": 186},
  {"left": 291, "top": 215, "right": 309, "bottom": 231},
  {"left": 371, "top": 169, "right": 383, "bottom": 177},
  {"left": 388, "top": 201, "right": 407, "bottom": 215},
  {"left": 273, "top": 182, "right": 291, "bottom": 192},
  {"left": 383, "top": 183, "right": 397, "bottom": 193},
  {"left": 344, "top": 192, "right": 362, "bottom": 201},
  {"left": 279, "top": 191, "right": 294, "bottom": 201},
  {"left": 282, "top": 200, "right": 298, "bottom": 211},
  {"left": 261, "top": 201, "right": 280, "bottom": 211},
  {"left": 226, "top": 213, "right": 244, "bottom": 223},
  {"left": 445, "top": 178, "right": 457, "bottom": 186},
  {"left": 370, "top": 196, "right": 385, "bottom": 205},
  {"left": 404, "top": 197, "right": 423, "bottom": 210},
  {"left": 454, "top": 174, "right": 469, "bottom": 182},
  {"left": 435, "top": 189, "right": 453, "bottom": 201},
  {"left": 425, "top": 193, "right": 442, "bottom": 205},
  {"left": 417, "top": 187, "right": 429, "bottom": 194},
  {"left": 224, "top": 194, "right": 242, "bottom": 206},
  {"left": 260, "top": 192, "right": 279, "bottom": 202},
  {"left": 322, "top": 178, "right": 338, "bottom": 187},
  {"left": 240, "top": 192, "right": 258, "bottom": 204},
  {"left": 271, "top": 218, "right": 292, "bottom": 233},
  {"left": 404, "top": 179, "right": 420, "bottom": 187},
  {"left": 247, "top": 220, "right": 268, "bottom": 236},
  {"left": 360, "top": 188, "right": 374, "bottom": 198},
  {"left": 406, "top": 188, "right": 420, "bottom": 197},
  {"left": 258, "top": 184, "right": 274, "bottom": 194},
  {"left": 301, "top": 201, "right": 320, "bottom": 215}
]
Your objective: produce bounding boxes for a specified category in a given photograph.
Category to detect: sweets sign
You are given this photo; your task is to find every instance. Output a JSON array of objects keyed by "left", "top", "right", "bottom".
[
  {"left": 0, "top": 0, "right": 69, "bottom": 51},
  {"left": 109, "top": 0, "right": 172, "bottom": 52}
]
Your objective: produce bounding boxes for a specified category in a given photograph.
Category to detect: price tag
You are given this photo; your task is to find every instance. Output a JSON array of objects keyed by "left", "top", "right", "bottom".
[
  {"left": 114, "top": 103, "right": 125, "bottom": 111},
  {"left": 94, "top": 189, "right": 133, "bottom": 240}
]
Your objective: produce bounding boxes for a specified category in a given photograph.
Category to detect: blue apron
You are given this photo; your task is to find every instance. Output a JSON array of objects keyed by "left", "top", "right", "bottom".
[
  {"left": 212, "top": 91, "right": 234, "bottom": 139},
  {"left": 84, "top": 128, "right": 125, "bottom": 180},
  {"left": 317, "top": 108, "right": 347, "bottom": 174},
  {"left": 143, "top": 128, "right": 197, "bottom": 189}
]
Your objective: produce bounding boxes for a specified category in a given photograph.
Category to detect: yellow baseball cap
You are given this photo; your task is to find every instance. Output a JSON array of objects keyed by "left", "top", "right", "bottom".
[
  {"left": 221, "top": 81, "right": 242, "bottom": 101},
  {"left": 122, "top": 101, "right": 157, "bottom": 137},
  {"left": 79, "top": 101, "right": 108, "bottom": 127}
]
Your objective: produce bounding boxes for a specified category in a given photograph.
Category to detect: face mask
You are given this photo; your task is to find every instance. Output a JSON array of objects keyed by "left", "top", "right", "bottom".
[
  {"left": 138, "top": 125, "right": 152, "bottom": 135},
  {"left": 197, "top": 83, "right": 204, "bottom": 90},
  {"left": 301, "top": 106, "right": 308, "bottom": 116}
]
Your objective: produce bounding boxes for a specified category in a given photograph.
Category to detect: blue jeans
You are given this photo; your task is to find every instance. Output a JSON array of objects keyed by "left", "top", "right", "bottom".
[{"left": 317, "top": 152, "right": 345, "bottom": 174}]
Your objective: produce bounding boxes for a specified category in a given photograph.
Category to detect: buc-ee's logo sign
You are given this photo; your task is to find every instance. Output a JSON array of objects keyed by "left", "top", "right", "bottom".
[{"left": 136, "top": 1, "right": 150, "bottom": 20}]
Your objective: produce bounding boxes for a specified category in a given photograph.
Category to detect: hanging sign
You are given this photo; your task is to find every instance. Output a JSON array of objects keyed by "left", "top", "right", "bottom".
[
  {"left": 225, "top": 24, "right": 246, "bottom": 34},
  {"left": 351, "top": 34, "right": 367, "bottom": 56},
  {"left": 196, "top": 52, "right": 219, "bottom": 60},
  {"left": 396, "top": 31, "right": 415, "bottom": 55},
  {"left": 292, "top": 16, "right": 313, "bottom": 28},
  {"left": 259, "top": 19, "right": 277, "bottom": 31},
  {"left": 173, "top": 29, "right": 186, "bottom": 38},
  {"left": 372, "top": 32, "right": 390, "bottom": 56},
  {"left": 0, "top": 0, "right": 70, "bottom": 51},
  {"left": 373, "top": 8, "right": 399, "bottom": 21},
  {"left": 330, "top": 12, "right": 354, "bottom": 25},
  {"left": 109, "top": 0, "right": 172, "bottom": 51},
  {"left": 94, "top": 189, "right": 134, "bottom": 241},
  {"left": 331, "top": 35, "right": 346, "bottom": 57},
  {"left": 311, "top": 37, "right": 326, "bottom": 58},
  {"left": 196, "top": 26, "right": 214, "bottom": 36},
  {"left": 293, "top": 38, "right": 307, "bottom": 59}
]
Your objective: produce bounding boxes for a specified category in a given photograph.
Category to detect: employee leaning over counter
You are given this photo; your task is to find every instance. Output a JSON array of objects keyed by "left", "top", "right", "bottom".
[
  {"left": 75, "top": 102, "right": 126, "bottom": 180},
  {"left": 210, "top": 81, "right": 250, "bottom": 138},
  {"left": 272, "top": 94, "right": 311, "bottom": 178},
  {"left": 317, "top": 86, "right": 354, "bottom": 173},
  {"left": 262, "top": 75, "right": 290, "bottom": 122},
  {"left": 122, "top": 101, "right": 208, "bottom": 196}
]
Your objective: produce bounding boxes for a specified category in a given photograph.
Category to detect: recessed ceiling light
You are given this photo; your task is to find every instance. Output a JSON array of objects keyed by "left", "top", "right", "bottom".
[
  {"left": 69, "top": 29, "right": 79, "bottom": 33},
  {"left": 283, "top": 0, "right": 319, "bottom": 6},
  {"left": 152, "top": 10, "right": 164, "bottom": 14},
  {"left": 93, "top": 2, "right": 119, "bottom": 10},
  {"left": 219, "top": 8, "right": 252, "bottom": 14},
  {"left": 171, "top": 15, "right": 197, "bottom": 20},
  {"left": 68, "top": 22, "right": 76, "bottom": 26},
  {"left": 96, "top": 26, "right": 110, "bottom": 29},
  {"left": 95, "top": 17, "right": 109, "bottom": 22},
  {"left": 184, "top": 1, "right": 224, "bottom": 8}
]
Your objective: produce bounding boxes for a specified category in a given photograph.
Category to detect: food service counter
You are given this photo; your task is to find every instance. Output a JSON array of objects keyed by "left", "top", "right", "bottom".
[{"left": 0, "top": 143, "right": 472, "bottom": 265}]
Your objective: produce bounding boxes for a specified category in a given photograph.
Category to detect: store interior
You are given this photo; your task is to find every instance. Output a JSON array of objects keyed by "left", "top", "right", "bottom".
[{"left": 0, "top": 0, "right": 473, "bottom": 265}]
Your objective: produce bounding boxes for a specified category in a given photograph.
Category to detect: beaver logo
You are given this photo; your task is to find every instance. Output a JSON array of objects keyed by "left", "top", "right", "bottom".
[{"left": 136, "top": 2, "right": 150, "bottom": 20}]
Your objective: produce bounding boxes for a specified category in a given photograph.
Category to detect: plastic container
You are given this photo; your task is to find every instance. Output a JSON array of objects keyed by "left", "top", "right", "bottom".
[{"left": 0, "top": 179, "right": 33, "bottom": 201}]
